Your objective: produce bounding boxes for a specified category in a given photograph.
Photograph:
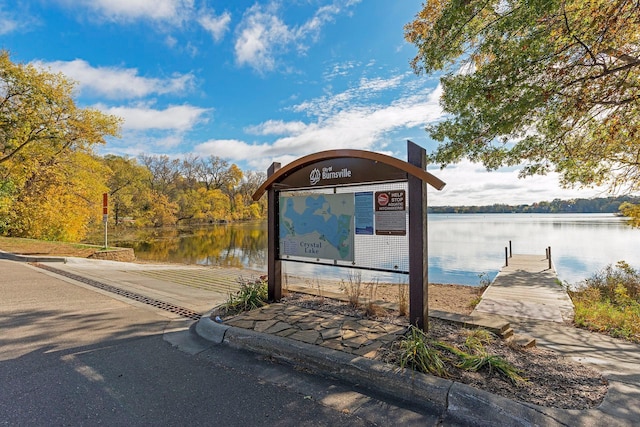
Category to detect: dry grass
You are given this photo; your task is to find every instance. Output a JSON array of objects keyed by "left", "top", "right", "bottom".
[{"left": 0, "top": 236, "right": 100, "bottom": 257}]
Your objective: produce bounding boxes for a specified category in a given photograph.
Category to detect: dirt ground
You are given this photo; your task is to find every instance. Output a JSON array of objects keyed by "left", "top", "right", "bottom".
[{"left": 376, "top": 282, "right": 482, "bottom": 315}]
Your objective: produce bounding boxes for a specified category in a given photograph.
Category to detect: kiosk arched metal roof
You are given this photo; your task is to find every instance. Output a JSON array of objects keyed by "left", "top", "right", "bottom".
[{"left": 252, "top": 148, "right": 446, "bottom": 201}]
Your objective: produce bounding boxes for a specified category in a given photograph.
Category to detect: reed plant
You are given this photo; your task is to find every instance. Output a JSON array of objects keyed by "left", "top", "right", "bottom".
[
  {"left": 397, "top": 279, "right": 408, "bottom": 316},
  {"left": 341, "top": 271, "right": 363, "bottom": 308},
  {"left": 363, "top": 278, "right": 388, "bottom": 317}
]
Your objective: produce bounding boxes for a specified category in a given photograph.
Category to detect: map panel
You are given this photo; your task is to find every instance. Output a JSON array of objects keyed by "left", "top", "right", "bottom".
[{"left": 279, "top": 193, "right": 354, "bottom": 261}]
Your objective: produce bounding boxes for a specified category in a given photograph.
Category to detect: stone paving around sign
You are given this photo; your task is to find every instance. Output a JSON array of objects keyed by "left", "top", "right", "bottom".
[{"left": 223, "top": 303, "right": 406, "bottom": 358}]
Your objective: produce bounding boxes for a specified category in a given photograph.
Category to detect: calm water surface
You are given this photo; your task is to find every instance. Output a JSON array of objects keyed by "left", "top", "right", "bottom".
[{"left": 108, "top": 214, "right": 640, "bottom": 286}]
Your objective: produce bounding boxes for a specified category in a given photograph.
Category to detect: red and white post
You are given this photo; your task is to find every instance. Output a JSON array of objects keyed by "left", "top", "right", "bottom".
[{"left": 103, "top": 193, "right": 108, "bottom": 248}]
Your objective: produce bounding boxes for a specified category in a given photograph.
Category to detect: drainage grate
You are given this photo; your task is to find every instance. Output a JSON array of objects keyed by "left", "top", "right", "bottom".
[{"left": 33, "top": 263, "right": 202, "bottom": 320}]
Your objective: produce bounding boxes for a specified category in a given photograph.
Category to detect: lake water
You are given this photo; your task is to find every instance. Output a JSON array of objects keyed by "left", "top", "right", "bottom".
[{"left": 107, "top": 213, "right": 640, "bottom": 287}]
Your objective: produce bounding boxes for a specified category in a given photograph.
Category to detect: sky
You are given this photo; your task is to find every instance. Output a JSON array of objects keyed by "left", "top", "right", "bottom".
[{"left": 0, "top": 0, "right": 609, "bottom": 206}]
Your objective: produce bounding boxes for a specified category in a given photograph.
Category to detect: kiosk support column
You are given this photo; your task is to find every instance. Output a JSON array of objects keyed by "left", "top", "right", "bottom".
[
  {"left": 267, "top": 162, "right": 282, "bottom": 301},
  {"left": 407, "top": 141, "right": 429, "bottom": 331}
]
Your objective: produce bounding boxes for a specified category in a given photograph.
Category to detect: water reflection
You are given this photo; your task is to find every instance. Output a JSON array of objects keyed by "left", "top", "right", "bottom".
[
  {"left": 105, "top": 221, "right": 268, "bottom": 270},
  {"left": 94, "top": 214, "right": 640, "bottom": 287},
  {"left": 427, "top": 214, "right": 640, "bottom": 286}
]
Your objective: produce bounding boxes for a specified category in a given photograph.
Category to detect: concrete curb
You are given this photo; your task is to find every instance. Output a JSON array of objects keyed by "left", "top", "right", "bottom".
[
  {"left": 194, "top": 316, "right": 229, "bottom": 344},
  {"left": 193, "top": 317, "right": 606, "bottom": 426},
  {"left": 0, "top": 251, "right": 66, "bottom": 263}
]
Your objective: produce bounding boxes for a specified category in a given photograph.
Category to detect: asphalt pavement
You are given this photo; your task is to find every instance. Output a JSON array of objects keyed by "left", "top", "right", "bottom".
[
  {"left": 2, "top": 254, "right": 640, "bottom": 426},
  {"left": 0, "top": 258, "right": 439, "bottom": 426}
]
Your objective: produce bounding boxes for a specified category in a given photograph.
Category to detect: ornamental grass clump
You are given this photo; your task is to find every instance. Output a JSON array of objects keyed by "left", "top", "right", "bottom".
[
  {"left": 394, "top": 326, "right": 525, "bottom": 384},
  {"left": 569, "top": 261, "right": 640, "bottom": 343},
  {"left": 436, "top": 341, "right": 525, "bottom": 384},
  {"left": 397, "top": 326, "right": 448, "bottom": 377},
  {"left": 223, "top": 276, "right": 268, "bottom": 314}
]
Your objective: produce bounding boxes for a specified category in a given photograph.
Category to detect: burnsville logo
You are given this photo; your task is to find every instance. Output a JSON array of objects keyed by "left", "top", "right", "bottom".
[{"left": 309, "top": 168, "right": 321, "bottom": 185}]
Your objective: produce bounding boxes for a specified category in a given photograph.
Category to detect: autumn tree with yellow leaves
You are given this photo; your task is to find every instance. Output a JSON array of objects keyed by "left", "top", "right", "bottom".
[
  {"left": 406, "top": 0, "right": 640, "bottom": 220},
  {"left": 0, "top": 51, "right": 121, "bottom": 240}
]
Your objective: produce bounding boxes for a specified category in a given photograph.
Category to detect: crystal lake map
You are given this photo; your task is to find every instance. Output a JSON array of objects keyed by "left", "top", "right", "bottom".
[{"left": 279, "top": 194, "right": 354, "bottom": 261}]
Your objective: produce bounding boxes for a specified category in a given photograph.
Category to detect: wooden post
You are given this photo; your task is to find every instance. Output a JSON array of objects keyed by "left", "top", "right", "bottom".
[
  {"left": 548, "top": 246, "right": 552, "bottom": 270},
  {"left": 267, "top": 162, "right": 282, "bottom": 301},
  {"left": 408, "top": 141, "right": 428, "bottom": 331},
  {"left": 505, "top": 247, "right": 509, "bottom": 267},
  {"left": 509, "top": 240, "right": 512, "bottom": 258}
]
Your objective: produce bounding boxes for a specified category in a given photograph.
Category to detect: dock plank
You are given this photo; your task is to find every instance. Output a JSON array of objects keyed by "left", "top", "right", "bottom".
[{"left": 472, "top": 254, "right": 574, "bottom": 323}]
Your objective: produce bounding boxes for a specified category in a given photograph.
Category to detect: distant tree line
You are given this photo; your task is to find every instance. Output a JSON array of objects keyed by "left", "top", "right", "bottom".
[
  {"left": 105, "top": 154, "right": 267, "bottom": 229},
  {"left": 428, "top": 196, "right": 640, "bottom": 214}
]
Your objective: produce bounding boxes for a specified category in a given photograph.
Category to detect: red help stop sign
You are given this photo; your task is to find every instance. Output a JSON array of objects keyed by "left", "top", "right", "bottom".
[{"left": 377, "top": 192, "right": 389, "bottom": 206}]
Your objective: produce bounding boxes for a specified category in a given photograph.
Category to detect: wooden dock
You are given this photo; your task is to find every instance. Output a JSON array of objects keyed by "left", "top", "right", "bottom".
[{"left": 472, "top": 254, "right": 574, "bottom": 323}]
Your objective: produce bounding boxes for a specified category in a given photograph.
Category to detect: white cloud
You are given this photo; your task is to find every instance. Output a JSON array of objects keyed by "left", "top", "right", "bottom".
[
  {"left": 427, "top": 160, "right": 606, "bottom": 206},
  {"left": 245, "top": 120, "right": 309, "bottom": 136},
  {"left": 198, "top": 10, "right": 231, "bottom": 42},
  {"left": 195, "top": 75, "right": 443, "bottom": 170},
  {"left": 0, "top": 2, "right": 34, "bottom": 34},
  {"left": 234, "top": 1, "right": 359, "bottom": 72},
  {"left": 195, "top": 139, "right": 272, "bottom": 160},
  {"left": 0, "top": 14, "right": 18, "bottom": 35},
  {"left": 63, "top": 0, "right": 195, "bottom": 23},
  {"left": 99, "top": 104, "right": 210, "bottom": 131},
  {"left": 165, "top": 35, "right": 178, "bottom": 48},
  {"left": 323, "top": 61, "right": 358, "bottom": 80},
  {"left": 234, "top": 4, "right": 289, "bottom": 72},
  {"left": 32, "top": 59, "right": 194, "bottom": 100},
  {"left": 293, "top": 73, "right": 434, "bottom": 119},
  {"left": 358, "top": 76, "right": 403, "bottom": 92}
]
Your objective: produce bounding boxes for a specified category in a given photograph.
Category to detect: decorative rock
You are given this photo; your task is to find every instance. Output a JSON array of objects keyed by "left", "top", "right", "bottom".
[
  {"left": 289, "top": 330, "right": 321, "bottom": 344},
  {"left": 320, "top": 328, "right": 342, "bottom": 340},
  {"left": 254, "top": 320, "right": 279, "bottom": 332},
  {"left": 225, "top": 319, "right": 255, "bottom": 329},
  {"left": 264, "top": 321, "right": 294, "bottom": 334},
  {"left": 342, "top": 335, "right": 370, "bottom": 348}
]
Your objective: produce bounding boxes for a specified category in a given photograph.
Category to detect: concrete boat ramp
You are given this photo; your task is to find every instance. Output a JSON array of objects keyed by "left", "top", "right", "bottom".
[{"left": 472, "top": 254, "right": 575, "bottom": 323}]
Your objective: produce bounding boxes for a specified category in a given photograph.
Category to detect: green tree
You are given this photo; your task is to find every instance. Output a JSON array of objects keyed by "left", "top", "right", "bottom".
[
  {"left": 620, "top": 202, "right": 640, "bottom": 227},
  {"left": 138, "top": 190, "right": 178, "bottom": 227},
  {"left": 238, "top": 170, "right": 267, "bottom": 219},
  {"left": 0, "top": 50, "right": 121, "bottom": 240},
  {"left": 139, "top": 154, "right": 181, "bottom": 196},
  {"left": 6, "top": 152, "right": 110, "bottom": 241},
  {"left": 405, "top": 1, "right": 640, "bottom": 194},
  {"left": 197, "top": 155, "right": 230, "bottom": 191},
  {"left": 103, "top": 155, "right": 153, "bottom": 226}
]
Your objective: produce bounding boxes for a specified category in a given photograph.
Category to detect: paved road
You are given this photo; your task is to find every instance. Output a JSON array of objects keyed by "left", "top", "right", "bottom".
[{"left": 0, "top": 260, "right": 437, "bottom": 426}]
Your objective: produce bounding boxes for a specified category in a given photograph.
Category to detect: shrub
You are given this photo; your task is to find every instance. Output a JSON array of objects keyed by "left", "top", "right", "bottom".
[
  {"left": 570, "top": 261, "right": 640, "bottom": 343},
  {"left": 223, "top": 276, "right": 268, "bottom": 314}
]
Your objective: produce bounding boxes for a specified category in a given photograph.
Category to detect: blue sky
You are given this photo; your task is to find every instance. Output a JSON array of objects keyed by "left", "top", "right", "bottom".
[{"left": 0, "top": 0, "right": 606, "bottom": 205}]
